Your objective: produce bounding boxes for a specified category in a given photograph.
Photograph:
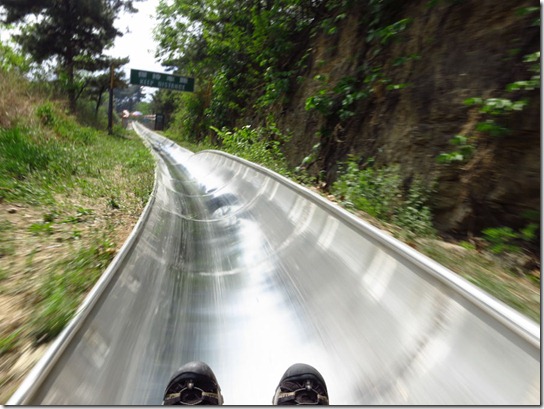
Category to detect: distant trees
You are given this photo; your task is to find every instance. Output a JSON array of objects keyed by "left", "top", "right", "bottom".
[
  {"left": 114, "top": 84, "right": 146, "bottom": 113},
  {"left": 153, "top": 0, "right": 327, "bottom": 138},
  {"left": 0, "top": 0, "right": 141, "bottom": 112}
]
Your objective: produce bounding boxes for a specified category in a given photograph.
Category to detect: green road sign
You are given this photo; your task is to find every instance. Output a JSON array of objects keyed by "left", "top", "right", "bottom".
[{"left": 130, "top": 69, "right": 194, "bottom": 92}]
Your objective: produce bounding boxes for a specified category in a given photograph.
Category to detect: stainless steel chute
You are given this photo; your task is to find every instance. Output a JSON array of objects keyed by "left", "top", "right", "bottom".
[{"left": 8, "top": 122, "right": 540, "bottom": 405}]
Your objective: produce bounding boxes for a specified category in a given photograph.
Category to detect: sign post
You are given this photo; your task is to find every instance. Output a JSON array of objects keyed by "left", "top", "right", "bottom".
[
  {"left": 130, "top": 69, "right": 194, "bottom": 92},
  {"left": 108, "top": 64, "right": 114, "bottom": 135}
]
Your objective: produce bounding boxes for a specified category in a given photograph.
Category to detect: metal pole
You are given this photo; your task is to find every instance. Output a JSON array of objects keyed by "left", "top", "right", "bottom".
[{"left": 108, "top": 64, "right": 114, "bottom": 135}]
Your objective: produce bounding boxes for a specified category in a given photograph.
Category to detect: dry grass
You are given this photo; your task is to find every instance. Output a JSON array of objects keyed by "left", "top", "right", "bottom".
[
  {"left": 0, "top": 71, "right": 42, "bottom": 129},
  {"left": 0, "top": 192, "right": 145, "bottom": 402}
]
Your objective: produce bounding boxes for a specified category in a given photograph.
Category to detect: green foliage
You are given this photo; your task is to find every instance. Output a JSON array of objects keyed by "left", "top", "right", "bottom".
[
  {"left": 366, "top": 18, "right": 412, "bottom": 45},
  {"left": 305, "top": 58, "right": 412, "bottom": 122},
  {"left": 0, "top": 101, "right": 153, "bottom": 207},
  {"left": 3, "top": 0, "right": 138, "bottom": 111},
  {"left": 334, "top": 76, "right": 368, "bottom": 120},
  {"left": 464, "top": 97, "right": 528, "bottom": 115},
  {"left": 257, "top": 68, "right": 297, "bottom": 108},
  {"left": 482, "top": 227, "right": 522, "bottom": 254},
  {"left": 482, "top": 223, "right": 539, "bottom": 255},
  {"left": 436, "top": 135, "right": 474, "bottom": 163},
  {"left": 37, "top": 220, "right": 141, "bottom": 354},
  {"left": 520, "top": 223, "right": 539, "bottom": 242},
  {"left": 392, "top": 53, "right": 421, "bottom": 67},
  {"left": 474, "top": 120, "right": 508, "bottom": 137},
  {"left": 29, "top": 236, "right": 116, "bottom": 344},
  {"left": 36, "top": 102, "right": 58, "bottom": 127},
  {"left": 332, "top": 157, "right": 435, "bottom": 236},
  {"left": 463, "top": 51, "right": 539, "bottom": 117},
  {"left": 169, "top": 91, "right": 208, "bottom": 144},
  {"left": 295, "top": 142, "right": 321, "bottom": 174},
  {"left": 459, "top": 241, "right": 476, "bottom": 250},
  {"left": 305, "top": 89, "right": 335, "bottom": 115},
  {"left": 0, "top": 127, "right": 54, "bottom": 180},
  {"left": 36, "top": 102, "right": 98, "bottom": 144},
  {"left": 439, "top": 51, "right": 539, "bottom": 163},
  {"left": 211, "top": 122, "right": 290, "bottom": 175},
  {"left": 155, "top": 0, "right": 324, "bottom": 130},
  {"left": 394, "top": 178, "right": 435, "bottom": 237},
  {"left": 516, "top": 6, "right": 540, "bottom": 26},
  {"left": 28, "top": 222, "right": 54, "bottom": 236},
  {"left": 0, "top": 329, "right": 21, "bottom": 356},
  {"left": 0, "top": 37, "right": 30, "bottom": 73},
  {"left": 0, "top": 220, "right": 15, "bottom": 258},
  {"left": 0, "top": 74, "right": 155, "bottom": 350}
]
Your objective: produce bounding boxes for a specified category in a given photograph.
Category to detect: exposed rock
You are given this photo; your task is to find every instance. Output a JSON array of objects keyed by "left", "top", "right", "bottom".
[{"left": 273, "top": 0, "right": 539, "bottom": 238}]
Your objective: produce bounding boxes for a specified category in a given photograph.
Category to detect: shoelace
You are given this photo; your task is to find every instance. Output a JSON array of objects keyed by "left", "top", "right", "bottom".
[
  {"left": 276, "top": 380, "right": 329, "bottom": 405},
  {"left": 163, "top": 380, "right": 221, "bottom": 405}
]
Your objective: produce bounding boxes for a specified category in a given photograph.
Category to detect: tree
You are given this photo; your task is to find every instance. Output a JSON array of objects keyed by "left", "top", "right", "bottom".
[
  {"left": 83, "top": 57, "right": 129, "bottom": 118},
  {"left": 154, "top": 0, "right": 325, "bottom": 132},
  {"left": 0, "top": 0, "right": 141, "bottom": 112},
  {"left": 114, "top": 84, "right": 145, "bottom": 113}
]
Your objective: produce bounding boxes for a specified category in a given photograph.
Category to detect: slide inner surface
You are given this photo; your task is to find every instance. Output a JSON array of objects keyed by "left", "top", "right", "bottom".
[{"left": 9, "top": 123, "right": 539, "bottom": 405}]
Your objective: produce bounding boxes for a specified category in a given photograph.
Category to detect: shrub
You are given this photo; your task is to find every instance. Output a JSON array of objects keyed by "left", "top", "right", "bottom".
[
  {"left": 332, "top": 157, "right": 435, "bottom": 236},
  {"left": 211, "top": 123, "right": 290, "bottom": 175}
]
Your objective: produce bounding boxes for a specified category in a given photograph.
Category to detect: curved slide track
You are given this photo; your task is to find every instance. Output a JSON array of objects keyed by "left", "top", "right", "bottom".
[{"left": 8, "top": 122, "right": 539, "bottom": 405}]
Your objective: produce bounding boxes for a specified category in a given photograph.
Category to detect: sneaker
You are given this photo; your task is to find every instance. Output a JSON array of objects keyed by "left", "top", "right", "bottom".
[
  {"left": 163, "top": 361, "right": 224, "bottom": 405},
  {"left": 272, "top": 363, "right": 329, "bottom": 405}
]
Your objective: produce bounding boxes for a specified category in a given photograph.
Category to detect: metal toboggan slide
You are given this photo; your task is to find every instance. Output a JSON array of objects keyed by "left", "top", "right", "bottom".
[{"left": 8, "top": 122, "right": 540, "bottom": 405}]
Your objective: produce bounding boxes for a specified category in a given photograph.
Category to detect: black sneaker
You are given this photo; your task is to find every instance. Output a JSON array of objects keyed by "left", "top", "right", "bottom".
[
  {"left": 163, "top": 361, "right": 224, "bottom": 405},
  {"left": 272, "top": 363, "right": 329, "bottom": 405}
]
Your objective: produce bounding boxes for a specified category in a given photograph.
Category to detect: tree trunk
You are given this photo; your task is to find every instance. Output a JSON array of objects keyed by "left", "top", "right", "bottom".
[
  {"left": 95, "top": 87, "right": 105, "bottom": 118},
  {"left": 66, "top": 54, "right": 77, "bottom": 113}
]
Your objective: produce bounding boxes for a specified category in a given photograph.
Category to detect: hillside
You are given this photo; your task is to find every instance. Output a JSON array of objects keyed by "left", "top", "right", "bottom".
[
  {"left": 0, "top": 69, "right": 154, "bottom": 402},
  {"left": 273, "top": 0, "right": 540, "bottom": 239},
  {"left": 154, "top": 0, "right": 540, "bottom": 252}
]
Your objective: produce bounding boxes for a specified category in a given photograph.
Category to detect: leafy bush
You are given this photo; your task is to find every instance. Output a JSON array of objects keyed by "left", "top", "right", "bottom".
[
  {"left": 332, "top": 157, "right": 435, "bottom": 236},
  {"left": 482, "top": 223, "right": 539, "bottom": 255},
  {"left": 36, "top": 102, "right": 59, "bottom": 127},
  {"left": 394, "top": 178, "right": 435, "bottom": 236},
  {"left": 211, "top": 123, "right": 290, "bottom": 175},
  {"left": 169, "top": 91, "right": 208, "bottom": 144}
]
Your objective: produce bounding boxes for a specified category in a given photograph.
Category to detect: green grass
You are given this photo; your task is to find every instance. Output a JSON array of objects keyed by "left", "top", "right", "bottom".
[
  {"left": 0, "top": 104, "right": 154, "bottom": 207},
  {"left": 29, "top": 235, "right": 116, "bottom": 344},
  {"left": 28, "top": 222, "right": 54, "bottom": 236},
  {"left": 0, "top": 102, "right": 155, "bottom": 345},
  {"left": 0, "top": 220, "right": 15, "bottom": 258},
  {"left": 418, "top": 243, "right": 540, "bottom": 322},
  {"left": 0, "top": 330, "right": 20, "bottom": 357}
]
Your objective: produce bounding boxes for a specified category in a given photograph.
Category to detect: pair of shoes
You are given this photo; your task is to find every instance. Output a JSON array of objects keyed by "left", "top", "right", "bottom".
[{"left": 162, "top": 361, "right": 329, "bottom": 405}]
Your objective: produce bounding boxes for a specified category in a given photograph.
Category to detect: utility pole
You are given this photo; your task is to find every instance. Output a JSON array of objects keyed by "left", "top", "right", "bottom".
[{"left": 108, "top": 64, "right": 114, "bottom": 135}]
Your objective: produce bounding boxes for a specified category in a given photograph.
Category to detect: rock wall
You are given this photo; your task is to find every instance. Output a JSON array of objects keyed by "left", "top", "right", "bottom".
[{"left": 274, "top": 0, "right": 540, "bottom": 236}]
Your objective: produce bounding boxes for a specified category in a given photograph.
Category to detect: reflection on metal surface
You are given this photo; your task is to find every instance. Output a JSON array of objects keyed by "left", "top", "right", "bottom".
[{"left": 8, "top": 122, "right": 540, "bottom": 405}]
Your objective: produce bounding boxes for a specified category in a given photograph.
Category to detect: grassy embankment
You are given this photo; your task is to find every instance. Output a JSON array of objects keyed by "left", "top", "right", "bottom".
[
  {"left": 164, "top": 125, "right": 540, "bottom": 323},
  {"left": 0, "top": 71, "right": 154, "bottom": 402}
]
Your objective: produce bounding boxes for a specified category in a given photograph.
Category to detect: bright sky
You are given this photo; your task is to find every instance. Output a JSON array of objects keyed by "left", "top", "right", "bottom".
[{"left": 107, "top": 0, "right": 164, "bottom": 99}]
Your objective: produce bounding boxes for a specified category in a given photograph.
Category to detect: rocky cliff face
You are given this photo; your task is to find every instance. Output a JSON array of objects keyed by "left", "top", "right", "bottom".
[{"left": 273, "top": 0, "right": 539, "bottom": 238}]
